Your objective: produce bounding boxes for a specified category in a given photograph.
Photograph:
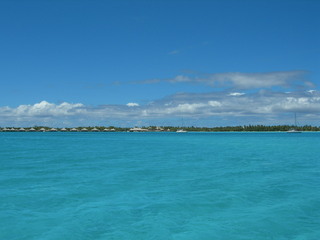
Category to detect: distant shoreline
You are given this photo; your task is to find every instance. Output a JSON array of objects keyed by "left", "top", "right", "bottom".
[{"left": 1, "top": 125, "right": 319, "bottom": 132}]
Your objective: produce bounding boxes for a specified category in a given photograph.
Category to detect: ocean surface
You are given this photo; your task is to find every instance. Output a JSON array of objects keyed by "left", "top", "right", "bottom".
[{"left": 0, "top": 132, "right": 319, "bottom": 240}]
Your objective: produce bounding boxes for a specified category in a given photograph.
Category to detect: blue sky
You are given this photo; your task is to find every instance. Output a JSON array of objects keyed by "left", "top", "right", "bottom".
[{"left": 0, "top": 0, "right": 319, "bottom": 127}]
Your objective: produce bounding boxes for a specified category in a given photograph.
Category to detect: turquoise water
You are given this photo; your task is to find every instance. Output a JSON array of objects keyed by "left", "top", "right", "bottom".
[{"left": 0, "top": 132, "right": 319, "bottom": 240}]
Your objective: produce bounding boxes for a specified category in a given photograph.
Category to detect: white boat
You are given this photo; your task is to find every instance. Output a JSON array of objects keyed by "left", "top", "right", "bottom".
[
  {"left": 176, "top": 129, "right": 187, "bottom": 133},
  {"left": 176, "top": 118, "right": 188, "bottom": 133},
  {"left": 287, "top": 129, "right": 301, "bottom": 133},
  {"left": 287, "top": 113, "right": 302, "bottom": 133}
]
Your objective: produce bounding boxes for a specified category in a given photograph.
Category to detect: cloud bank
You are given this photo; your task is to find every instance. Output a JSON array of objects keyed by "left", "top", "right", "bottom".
[
  {"left": 1, "top": 90, "right": 320, "bottom": 127},
  {"left": 1, "top": 70, "right": 317, "bottom": 127}
]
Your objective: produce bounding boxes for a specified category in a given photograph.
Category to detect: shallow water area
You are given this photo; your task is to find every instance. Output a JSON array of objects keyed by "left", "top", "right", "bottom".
[{"left": 1, "top": 132, "right": 319, "bottom": 240}]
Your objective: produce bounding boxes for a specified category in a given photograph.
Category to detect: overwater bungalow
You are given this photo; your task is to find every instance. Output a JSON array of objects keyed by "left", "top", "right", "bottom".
[
  {"left": 29, "top": 128, "right": 36, "bottom": 132},
  {"left": 49, "top": 128, "right": 57, "bottom": 132},
  {"left": 39, "top": 128, "right": 46, "bottom": 132},
  {"left": 91, "top": 127, "right": 99, "bottom": 132},
  {"left": 81, "top": 128, "right": 88, "bottom": 132},
  {"left": 19, "top": 128, "right": 26, "bottom": 132},
  {"left": 103, "top": 128, "right": 115, "bottom": 131},
  {"left": 60, "top": 128, "right": 67, "bottom": 131},
  {"left": 70, "top": 128, "right": 78, "bottom": 132}
]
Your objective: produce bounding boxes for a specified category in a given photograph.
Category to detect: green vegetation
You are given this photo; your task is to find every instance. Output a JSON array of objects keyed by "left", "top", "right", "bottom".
[
  {"left": 179, "top": 125, "right": 320, "bottom": 132},
  {"left": 146, "top": 125, "right": 320, "bottom": 132}
]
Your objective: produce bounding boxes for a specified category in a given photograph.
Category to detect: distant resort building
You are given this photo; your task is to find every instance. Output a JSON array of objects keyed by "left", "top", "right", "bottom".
[
  {"left": 29, "top": 128, "right": 36, "bottom": 132},
  {"left": 60, "top": 128, "right": 67, "bottom": 131},
  {"left": 155, "top": 126, "right": 164, "bottom": 132},
  {"left": 103, "top": 128, "right": 116, "bottom": 132},
  {"left": 91, "top": 127, "right": 99, "bottom": 132},
  {"left": 129, "top": 127, "right": 148, "bottom": 132},
  {"left": 70, "top": 128, "right": 78, "bottom": 132}
]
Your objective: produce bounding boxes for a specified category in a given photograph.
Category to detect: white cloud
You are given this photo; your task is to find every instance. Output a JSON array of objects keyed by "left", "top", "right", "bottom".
[
  {"left": 208, "top": 101, "right": 222, "bottom": 107},
  {"left": 196, "top": 71, "right": 308, "bottom": 89},
  {"left": 168, "top": 103, "right": 207, "bottom": 113},
  {"left": 229, "top": 92, "right": 245, "bottom": 96},
  {"left": 168, "top": 75, "right": 191, "bottom": 83},
  {"left": 307, "top": 90, "right": 316, "bottom": 94},
  {"left": 126, "top": 102, "right": 139, "bottom": 107},
  {"left": 8, "top": 101, "right": 85, "bottom": 117},
  {"left": 132, "top": 71, "right": 309, "bottom": 90}
]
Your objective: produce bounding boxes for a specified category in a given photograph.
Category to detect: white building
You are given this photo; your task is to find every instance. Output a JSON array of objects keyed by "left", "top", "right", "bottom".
[{"left": 129, "top": 127, "right": 148, "bottom": 132}]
